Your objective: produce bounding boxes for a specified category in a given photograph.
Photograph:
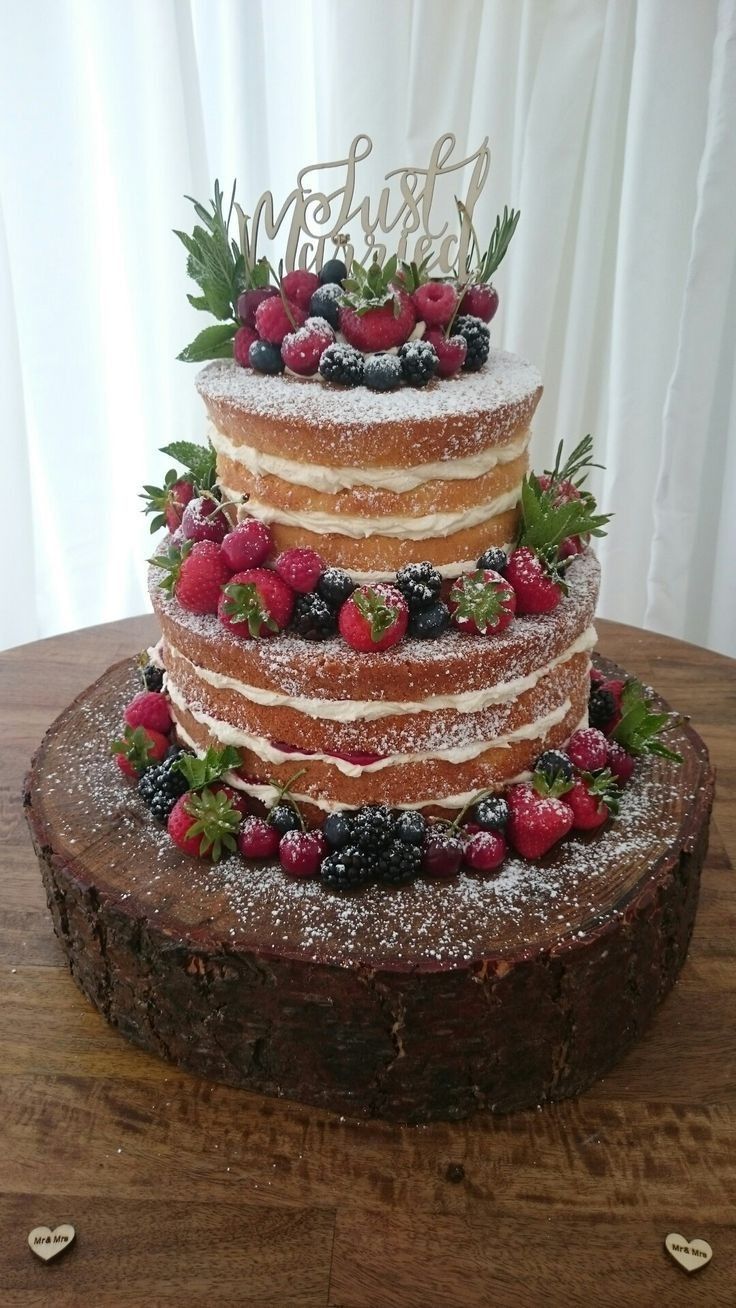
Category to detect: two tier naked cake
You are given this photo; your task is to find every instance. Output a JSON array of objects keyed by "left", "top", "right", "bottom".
[{"left": 25, "top": 156, "right": 714, "bottom": 1122}]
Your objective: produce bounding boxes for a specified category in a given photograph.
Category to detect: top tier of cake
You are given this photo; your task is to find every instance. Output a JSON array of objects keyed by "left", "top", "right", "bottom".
[{"left": 197, "top": 351, "right": 542, "bottom": 578}]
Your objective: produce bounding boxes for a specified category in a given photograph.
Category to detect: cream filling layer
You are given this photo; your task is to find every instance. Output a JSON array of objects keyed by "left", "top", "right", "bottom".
[
  {"left": 208, "top": 419, "right": 531, "bottom": 493},
  {"left": 222, "top": 483, "right": 522, "bottom": 540},
  {"left": 165, "top": 626, "right": 596, "bottom": 722},
  {"left": 166, "top": 677, "right": 572, "bottom": 777}
]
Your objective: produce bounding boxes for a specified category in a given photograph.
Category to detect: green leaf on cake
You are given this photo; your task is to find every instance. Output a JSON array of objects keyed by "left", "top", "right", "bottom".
[
  {"left": 175, "top": 746, "right": 242, "bottom": 791},
  {"left": 177, "top": 321, "right": 238, "bottom": 362},
  {"left": 612, "top": 681, "right": 684, "bottom": 763},
  {"left": 159, "top": 441, "right": 217, "bottom": 493}
]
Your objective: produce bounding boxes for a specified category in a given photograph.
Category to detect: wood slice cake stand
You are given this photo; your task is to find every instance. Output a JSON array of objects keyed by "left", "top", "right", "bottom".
[{"left": 24, "top": 657, "right": 714, "bottom": 1124}]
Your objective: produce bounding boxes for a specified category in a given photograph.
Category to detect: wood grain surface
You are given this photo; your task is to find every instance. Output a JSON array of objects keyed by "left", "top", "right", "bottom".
[{"left": 1, "top": 614, "right": 734, "bottom": 1307}]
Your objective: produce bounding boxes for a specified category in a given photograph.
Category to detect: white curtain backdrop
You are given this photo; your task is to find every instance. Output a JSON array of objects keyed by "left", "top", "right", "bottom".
[{"left": 1, "top": 0, "right": 735, "bottom": 655}]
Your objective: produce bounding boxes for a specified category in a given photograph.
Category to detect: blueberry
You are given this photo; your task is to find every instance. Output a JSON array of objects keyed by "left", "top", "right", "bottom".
[
  {"left": 476, "top": 548, "right": 508, "bottom": 574},
  {"left": 319, "top": 258, "right": 348, "bottom": 286},
  {"left": 472, "top": 796, "right": 509, "bottom": 831},
  {"left": 534, "top": 750, "right": 574, "bottom": 785},
  {"left": 409, "top": 601, "right": 451, "bottom": 640},
  {"left": 309, "top": 283, "right": 343, "bottom": 330},
  {"left": 249, "top": 339, "right": 285, "bottom": 374},
  {"left": 318, "top": 567, "right": 357, "bottom": 608},
  {"left": 364, "top": 353, "right": 403, "bottom": 392},
  {"left": 324, "top": 811, "right": 353, "bottom": 849},
  {"left": 268, "top": 803, "right": 301, "bottom": 835},
  {"left": 395, "top": 810, "right": 427, "bottom": 846}
]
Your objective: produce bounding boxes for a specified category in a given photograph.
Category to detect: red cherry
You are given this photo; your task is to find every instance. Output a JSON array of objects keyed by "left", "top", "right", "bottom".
[
  {"left": 237, "top": 286, "right": 278, "bottom": 328},
  {"left": 422, "top": 829, "right": 463, "bottom": 878},
  {"left": 238, "top": 816, "right": 281, "bottom": 859},
  {"left": 423, "top": 329, "right": 468, "bottom": 377},
  {"left": 221, "top": 519, "right": 273, "bottom": 570},
  {"left": 459, "top": 284, "right": 499, "bottom": 322},
  {"left": 181, "top": 496, "right": 230, "bottom": 545},
  {"left": 463, "top": 830, "right": 506, "bottom": 871},
  {"left": 279, "top": 829, "right": 327, "bottom": 877}
]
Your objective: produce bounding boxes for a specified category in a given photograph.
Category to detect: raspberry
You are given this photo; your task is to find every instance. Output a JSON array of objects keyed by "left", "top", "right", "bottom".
[
  {"left": 607, "top": 740, "right": 636, "bottom": 785},
  {"left": 221, "top": 519, "right": 273, "bottom": 571},
  {"left": 395, "top": 561, "right": 442, "bottom": 611},
  {"left": 338, "top": 584, "right": 409, "bottom": 653},
  {"left": 411, "top": 282, "right": 458, "bottom": 327},
  {"left": 291, "top": 593, "right": 337, "bottom": 641},
  {"left": 449, "top": 569, "right": 516, "bottom": 636},
  {"left": 398, "top": 339, "right": 438, "bottom": 387},
  {"left": 274, "top": 547, "right": 325, "bottom": 593},
  {"left": 237, "top": 286, "right": 278, "bottom": 328},
  {"left": 254, "top": 296, "right": 307, "bottom": 345},
  {"left": 309, "top": 282, "right": 343, "bottom": 328},
  {"left": 281, "top": 270, "right": 321, "bottom": 311},
  {"left": 238, "top": 816, "right": 280, "bottom": 859},
  {"left": 111, "top": 724, "right": 170, "bottom": 779},
  {"left": 455, "top": 315, "right": 490, "bottom": 371},
  {"left": 423, "top": 329, "right": 467, "bottom": 377},
  {"left": 339, "top": 290, "right": 416, "bottom": 352},
  {"left": 279, "top": 829, "right": 327, "bottom": 877},
  {"left": 458, "top": 284, "right": 498, "bottom": 322},
  {"left": 364, "top": 353, "right": 402, "bottom": 391},
  {"left": 281, "top": 317, "right": 334, "bottom": 375},
  {"left": 123, "top": 690, "right": 172, "bottom": 736},
  {"left": 464, "top": 830, "right": 506, "bottom": 871},
  {"left": 174, "top": 541, "right": 231, "bottom": 615},
  {"left": 181, "top": 496, "right": 230, "bottom": 544},
  {"left": 567, "top": 728, "right": 609, "bottom": 773},
  {"left": 319, "top": 342, "right": 364, "bottom": 386},
  {"left": 505, "top": 548, "right": 562, "bottom": 615},
  {"left": 219, "top": 568, "right": 295, "bottom": 638},
  {"left": 249, "top": 340, "right": 285, "bottom": 374},
  {"left": 233, "top": 325, "right": 258, "bottom": 367}
]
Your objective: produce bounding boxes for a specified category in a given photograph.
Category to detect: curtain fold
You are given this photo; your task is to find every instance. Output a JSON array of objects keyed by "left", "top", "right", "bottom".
[{"left": 1, "top": 0, "right": 734, "bottom": 654}]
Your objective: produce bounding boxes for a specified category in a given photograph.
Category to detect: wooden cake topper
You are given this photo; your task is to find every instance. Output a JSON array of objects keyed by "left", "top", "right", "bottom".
[
  {"left": 28, "top": 1224, "right": 76, "bottom": 1262},
  {"left": 664, "top": 1232, "right": 713, "bottom": 1273},
  {"left": 236, "top": 133, "right": 491, "bottom": 275}
]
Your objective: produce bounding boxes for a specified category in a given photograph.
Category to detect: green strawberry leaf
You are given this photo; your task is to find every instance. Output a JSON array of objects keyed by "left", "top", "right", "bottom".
[
  {"left": 182, "top": 786, "right": 242, "bottom": 861},
  {"left": 159, "top": 441, "right": 217, "bottom": 493},
  {"left": 353, "top": 588, "right": 400, "bottom": 642}
]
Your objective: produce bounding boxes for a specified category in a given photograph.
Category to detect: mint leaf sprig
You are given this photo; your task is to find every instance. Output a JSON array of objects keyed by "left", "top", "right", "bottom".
[
  {"left": 612, "top": 682, "right": 684, "bottom": 763},
  {"left": 342, "top": 255, "right": 400, "bottom": 316},
  {"left": 175, "top": 745, "right": 243, "bottom": 790}
]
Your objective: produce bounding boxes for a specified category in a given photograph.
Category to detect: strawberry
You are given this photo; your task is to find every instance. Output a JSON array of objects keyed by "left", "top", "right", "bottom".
[
  {"left": 505, "top": 548, "right": 562, "bottom": 615},
  {"left": 281, "top": 270, "right": 321, "bottom": 311},
  {"left": 606, "top": 740, "right": 636, "bottom": 785},
  {"left": 234, "top": 325, "right": 258, "bottom": 367},
  {"left": 411, "top": 282, "right": 457, "bottom": 327},
  {"left": 274, "top": 547, "right": 325, "bottom": 593},
  {"left": 123, "top": 690, "right": 172, "bottom": 736},
  {"left": 181, "top": 495, "right": 230, "bottom": 544},
  {"left": 111, "top": 724, "right": 169, "bottom": 778},
  {"left": 140, "top": 471, "right": 195, "bottom": 534},
  {"left": 281, "top": 318, "right": 334, "bottom": 375},
  {"left": 167, "top": 787, "right": 242, "bottom": 861},
  {"left": 423, "top": 328, "right": 467, "bottom": 377},
  {"left": 219, "top": 567, "right": 295, "bottom": 638},
  {"left": 255, "top": 296, "right": 307, "bottom": 345},
  {"left": 448, "top": 568, "right": 516, "bottom": 636},
  {"left": 152, "top": 539, "right": 231, "bottom": 615},
  {"left": 566, "top": 727, "right": 608, "bottom": 773},
  {"left": 338, "top": 584, "right": 409, "bottom": 653},
  {"left": 562, "top": 771, "right": 620, "bottom": 831},
  {"left": 506, "top": 783, "right": 573, "bottom": 858},
  {"left": 221, "top": 519, "right": 273, "bottom": 571}
]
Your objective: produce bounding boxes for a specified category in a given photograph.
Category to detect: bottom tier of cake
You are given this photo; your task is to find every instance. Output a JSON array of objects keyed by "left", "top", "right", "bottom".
[{"left": 24, "top": 657, "right": 713, "bottom": 1123}]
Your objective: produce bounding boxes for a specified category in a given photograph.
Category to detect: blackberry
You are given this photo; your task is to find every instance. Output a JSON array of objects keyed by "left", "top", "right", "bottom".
[
  {"left": 141, "top": 661, "right": 164, "bottom": 692},
  {"left": 364, "top": 353, "right": 402, "bottom": 392},
  {"left": 456, "top": 315, "right": 490, "bottom": 372},
  {"left": 398, "top": 339, "right": 438, "bottom": 387},
  {"left": 395, "top": 810, "right": 427, "bottom": 846},
  {"left": 351, "top": 804, "right": 396, "bottom": 854},
  {"left": 319, "top": 257, "right": 348, "bottom": 286},
  {"left": 476, "top": 547, "right": 508, "bottom": 574},
  {"left": 395, "top": 561, "right": 442, "bottom": 611},
  {"left": 324, "top": 810, "right": 354, "bottom": 849},
  {"left": 318, "top": 567, "right": 357, "bottom": 608},
  {"left": 589, "top": 686, "right": 616, "bottom": 730},
  {"left": 534, "top": 749, "right": 574, "bottom": 786},
  {"left": 268, "top": 803, "right": 301, "bottom": 836},
  {"left": 374, "top": 838, "right": 422, "bottom": 886},
  {"left": 249, "top": 339, "right": 285, "bottom": 374},
  {"left": 138, "top": 752, "right": 188, "bottom": 822},
  {"left": 291, "top": 592, "right": 337, "bottom": 641},
  {"left": 319, "top": 343, "right": 364, "bottom": 386},
  {"left": 309, "top": 282, "right": 343, "bottom": 329},
  {"left": 472, "top": 796, "right": 509, "bottom": 831},
  {"left": 408, "top": 601, "right": 450, "bottom": 640},
  {"left": 321, "top": 844, "right": 372, "bottom": 891}
]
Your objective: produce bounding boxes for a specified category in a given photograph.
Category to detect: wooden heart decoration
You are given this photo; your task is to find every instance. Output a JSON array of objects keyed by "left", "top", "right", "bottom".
[
  {"left": 28, "top": 1225, "right": 76, "bottom": 1262},
  {"left": 665, "top": 1232, "right": 712, "bottom": 1273}
]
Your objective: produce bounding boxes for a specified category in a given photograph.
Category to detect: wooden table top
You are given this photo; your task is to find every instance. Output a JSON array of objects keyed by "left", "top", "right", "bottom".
[{"left": 1, "top": 615, "right": 734, "bottom": 1307}]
